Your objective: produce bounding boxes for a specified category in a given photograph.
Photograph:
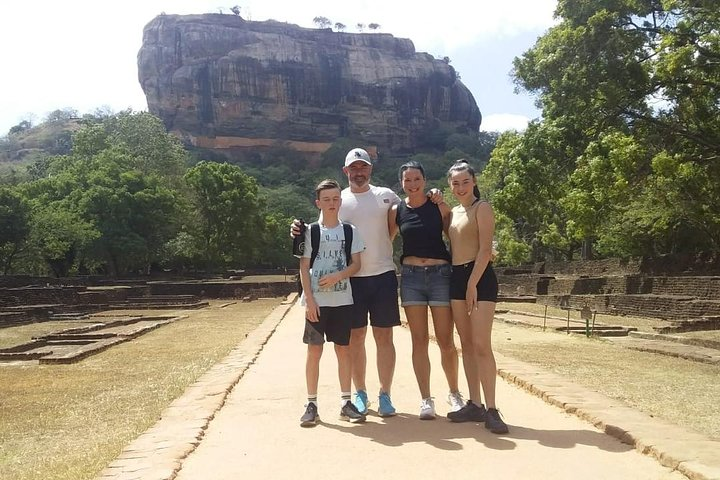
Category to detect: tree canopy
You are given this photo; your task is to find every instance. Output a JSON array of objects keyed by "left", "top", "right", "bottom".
[{"left": 484, "top": 0, "right": 720, "bottom": 263}]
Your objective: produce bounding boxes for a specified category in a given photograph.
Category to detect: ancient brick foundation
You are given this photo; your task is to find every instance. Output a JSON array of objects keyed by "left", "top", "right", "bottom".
[{"left": 497, "top": 254, "right": 720, "bottom": 323}]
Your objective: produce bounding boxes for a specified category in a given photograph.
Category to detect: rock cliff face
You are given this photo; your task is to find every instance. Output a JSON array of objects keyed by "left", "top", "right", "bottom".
[{"left": 138, "top": 14, "right": 481, "bottom": 154}]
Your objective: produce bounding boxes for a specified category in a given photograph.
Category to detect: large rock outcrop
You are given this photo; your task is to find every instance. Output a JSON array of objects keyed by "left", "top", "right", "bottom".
[{"left": 138, "top": 14, "right": 481, "bottom": 154}]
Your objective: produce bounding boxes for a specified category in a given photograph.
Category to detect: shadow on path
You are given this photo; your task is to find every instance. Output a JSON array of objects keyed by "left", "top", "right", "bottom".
[{"left": 318, "top": 412, "right": 633, "bottom": 454}]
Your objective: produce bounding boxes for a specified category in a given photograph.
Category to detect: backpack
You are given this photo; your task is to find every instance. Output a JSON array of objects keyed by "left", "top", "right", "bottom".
[{"left": 298, "top": 222, "right": 354, "bottom": 295}]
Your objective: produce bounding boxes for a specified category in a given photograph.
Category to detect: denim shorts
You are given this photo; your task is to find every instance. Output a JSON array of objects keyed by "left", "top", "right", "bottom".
[{"left": 400, "top": 264, "right": 451, "bottom": 307}]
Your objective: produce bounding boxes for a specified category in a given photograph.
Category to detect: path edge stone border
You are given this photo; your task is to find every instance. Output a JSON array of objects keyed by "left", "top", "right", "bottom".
[{"left": 96, "top": 294, "right": 297, "bottom": 480}]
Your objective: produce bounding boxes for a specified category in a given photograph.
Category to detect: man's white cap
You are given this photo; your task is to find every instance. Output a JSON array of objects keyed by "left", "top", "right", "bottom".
[{"left": 344, "top": 148, "right": 372, "bottom": 167}]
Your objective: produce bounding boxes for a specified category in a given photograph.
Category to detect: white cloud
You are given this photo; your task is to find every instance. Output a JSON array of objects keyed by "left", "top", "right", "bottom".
[{"left": 480, "top": 113, "right": 531, "bottom": 132}]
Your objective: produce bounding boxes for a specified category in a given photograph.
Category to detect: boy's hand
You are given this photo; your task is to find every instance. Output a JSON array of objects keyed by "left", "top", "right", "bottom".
[
  {"left": 318, "top": 272, "right": 342, "bottom": 289},
  {"left": 290, "top": 218, "right": 305, "bottom": 238},
  {"left": 305, "top": 296, "right": 320, "bottom": 322}
]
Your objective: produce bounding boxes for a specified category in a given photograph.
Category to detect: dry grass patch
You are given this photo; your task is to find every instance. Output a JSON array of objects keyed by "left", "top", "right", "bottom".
[
  {"left": 0, "top": 298, "right": 284, "bottom": 480},
  {"left": 497, "top": 301, "right": 674, "bottom": 332},
  {"left": 492, "top": 322, "right": 720, "bottom": 440},
  {"left": 0, "top": 320, "right": 102, "bottom": 349}
]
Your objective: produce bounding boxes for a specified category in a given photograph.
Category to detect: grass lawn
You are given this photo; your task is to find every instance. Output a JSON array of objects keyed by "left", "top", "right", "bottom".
[
  {"left": 0, "top": 298, "right": 284, "bottom": 480},
  {"left": 490, "top": 311, "right": 720, "bottom": 440}
]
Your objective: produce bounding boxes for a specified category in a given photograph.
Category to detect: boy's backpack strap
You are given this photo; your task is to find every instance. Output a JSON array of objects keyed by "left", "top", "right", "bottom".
[
  {"left": 308, "top": 222, "right": 321, "bottom": 268},
  {"left": 342, "top": 223, "right": 353, "bottom": 266}
]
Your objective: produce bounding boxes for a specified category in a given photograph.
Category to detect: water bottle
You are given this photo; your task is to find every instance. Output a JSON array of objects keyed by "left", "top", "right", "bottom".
[{"left": 292, "top": 219, "right": 307, "bottom": 257}]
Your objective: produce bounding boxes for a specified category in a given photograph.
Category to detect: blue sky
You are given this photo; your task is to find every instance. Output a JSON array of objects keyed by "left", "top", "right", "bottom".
[{"left": 0, "top": 1, "right": 557, "bottom": 135}]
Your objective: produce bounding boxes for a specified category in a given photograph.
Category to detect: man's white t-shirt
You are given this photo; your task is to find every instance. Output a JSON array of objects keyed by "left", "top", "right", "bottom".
[
  {"left": 300, "top": 223, "right": 365, "bottom": 307},
  {"left": 339, "top": 185, "right": 400, "bottom": 277}
]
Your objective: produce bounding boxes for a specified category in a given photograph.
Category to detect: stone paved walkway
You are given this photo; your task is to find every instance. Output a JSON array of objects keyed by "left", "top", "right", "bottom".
[{"left": 97, "top": 296, "right": 720, "bottom": 480}]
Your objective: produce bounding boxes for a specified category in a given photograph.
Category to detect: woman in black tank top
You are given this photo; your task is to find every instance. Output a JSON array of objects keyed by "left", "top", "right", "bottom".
[{"left": 388, "top": 161, "right": 465, "bottom": 419}]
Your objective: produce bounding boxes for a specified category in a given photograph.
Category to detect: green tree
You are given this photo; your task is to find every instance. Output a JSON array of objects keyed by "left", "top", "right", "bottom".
[
  {"left": 8, "top": 120, "right": 32, "bottom": 135},
  {"left": 184, "top": 161, "right": 265, "bottom": 269},
  {"left": 312, "top": 16, "right": 332, "bottom": 29},
  {"left": 28, "top": 204, "right": 99, "bottom": 277},
  {"left": 45, "top": 108, "right": 78, "bottom": 123},
  {"left": 21, "top": 112, "right": 186, "bottom": 275},
  {"left": 501, "top": 0, "right": 720, "bottom": 261},
  {"left": 0, "top": 187, "right": 31, "bottom": 274}
]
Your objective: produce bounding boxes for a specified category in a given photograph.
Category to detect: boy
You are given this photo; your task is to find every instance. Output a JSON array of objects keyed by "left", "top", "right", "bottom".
[{"left": 299, "top": 179, "right": 366, "bottom": 427}]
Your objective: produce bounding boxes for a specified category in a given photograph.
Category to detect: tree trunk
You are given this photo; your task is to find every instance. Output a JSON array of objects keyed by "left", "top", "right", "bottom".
[{"left": 582, "top": 237, "right": 594, "bottom": 260}]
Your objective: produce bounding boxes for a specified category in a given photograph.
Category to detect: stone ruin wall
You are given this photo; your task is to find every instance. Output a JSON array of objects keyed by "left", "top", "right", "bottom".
[{"left": 497, "top": 255, "right": 720, "bottom": 322}]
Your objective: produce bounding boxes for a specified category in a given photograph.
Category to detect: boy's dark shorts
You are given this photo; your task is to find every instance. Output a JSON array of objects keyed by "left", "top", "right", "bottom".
[
  {"left": 303, "top": 304, "right": 353, "bottom": 346},
  {"left": 450, "top": 262, "right": 498, "bottom": 303},
  {"left": 348, "top": 270, "right": 401, "bottom": 329}
]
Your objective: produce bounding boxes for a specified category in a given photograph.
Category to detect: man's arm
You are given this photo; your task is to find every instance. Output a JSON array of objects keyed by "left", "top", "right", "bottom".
[{"left": 388, "top": 204, "right": 399, "bottom": 240}]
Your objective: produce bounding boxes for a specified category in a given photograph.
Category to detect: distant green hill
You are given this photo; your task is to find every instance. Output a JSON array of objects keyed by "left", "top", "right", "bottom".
[{"left": 1, "top": 119, "right": 81, "bottom": 161}]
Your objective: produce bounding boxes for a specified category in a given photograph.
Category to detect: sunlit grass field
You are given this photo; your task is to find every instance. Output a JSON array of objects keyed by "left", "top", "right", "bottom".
[{"left": 0, "top": 298, "right": 284, "bottom": 480}]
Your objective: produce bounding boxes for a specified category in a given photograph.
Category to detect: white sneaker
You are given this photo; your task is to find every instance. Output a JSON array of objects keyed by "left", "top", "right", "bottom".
[
  {"left": 447, "top": 391, "right": 465, "bottom": 412},
  {"left": 419, "top": 397, "right": 436, "bottom": 420}
]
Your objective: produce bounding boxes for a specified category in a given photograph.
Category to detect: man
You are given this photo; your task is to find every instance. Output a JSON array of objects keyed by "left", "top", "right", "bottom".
[{"left": 293, "top": 148, "right": 401, "bottom": 416}]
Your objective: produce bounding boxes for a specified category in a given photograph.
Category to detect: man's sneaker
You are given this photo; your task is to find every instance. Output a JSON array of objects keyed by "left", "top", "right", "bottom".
[
  {"left": 419, "top": 397, "right": 436, "bottom": 420},
  {"left": 446, "top": 400, "right": 486, "bottom": 423},
  {"left": 378, "top": 391, "right": 397, "bottom": 417},
  {"left": 447, "top": 391, "right": 465, "bottom": 412},
  {"left": 340, "top": 401, "right": 366, "bottom": 423},
  {"left": 354, "top": 390, "right": 369, "bottom": 415},
  {"left": 485, "top": 408, "right": 509, "bottom": 434},
  {"left": 300, "top": 403, "right": 319, "bottom": 427}
]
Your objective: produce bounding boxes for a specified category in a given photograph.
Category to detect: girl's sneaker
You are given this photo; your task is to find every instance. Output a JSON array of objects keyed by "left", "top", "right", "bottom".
[
  {"left": 447, "top": 391, "right": 465, "bottom": 412},
  {"left": 419, "top": 397, "right": 436, "bottom": 420},
  {"left": 447, "top": 400, "right": 486, "bottom": 422},
  {"left": 485, "top": 408, "right": 509, "bottom": 434}
]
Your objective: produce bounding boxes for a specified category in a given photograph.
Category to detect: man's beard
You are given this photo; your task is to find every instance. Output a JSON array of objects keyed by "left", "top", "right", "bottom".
[{"left": 350, "top": 175, "right": 369, "bottom": 188}]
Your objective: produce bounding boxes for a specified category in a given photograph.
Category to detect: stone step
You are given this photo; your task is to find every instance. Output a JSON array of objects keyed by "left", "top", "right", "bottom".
[
  {"left": 125, "top": 295, "right": 200, "bottom": 304},
  {"left": 629, "top": 331, "right": 720, "bottom": 350},
  {"left": 653, "top": 315, "right": 720, "bottom": 333},
  {"left": 556, "top": 325, "right": 637, "bottom": 337},
  {"left": 107, "top": 301, "right": 209, "bottom": 310}
]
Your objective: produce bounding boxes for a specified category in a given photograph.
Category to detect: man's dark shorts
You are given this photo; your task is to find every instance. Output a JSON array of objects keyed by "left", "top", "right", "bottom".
[
  {"left": 349, "top": 270, "right": 401, "bottom": 329},
  {"left": 303, "top": 305, "right": 353, "bottom": 345}
]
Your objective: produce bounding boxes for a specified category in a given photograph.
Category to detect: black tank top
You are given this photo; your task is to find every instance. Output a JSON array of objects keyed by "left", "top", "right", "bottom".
[{"left": 396, "top": 200, "right": 451, "bottom": 263}]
